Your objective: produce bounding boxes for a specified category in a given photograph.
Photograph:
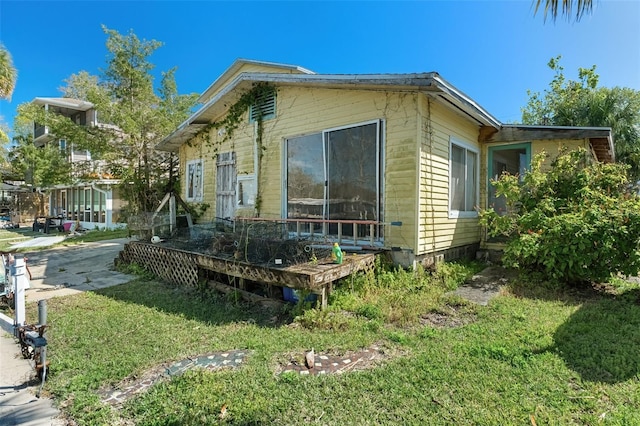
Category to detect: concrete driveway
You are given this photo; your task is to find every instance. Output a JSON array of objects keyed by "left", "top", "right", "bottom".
[
  {"left": 22, "top": 237, "right": 133, "bottom": 302},
  {"left": 0, "top": 237, "right": 134, "bottom": 425}
]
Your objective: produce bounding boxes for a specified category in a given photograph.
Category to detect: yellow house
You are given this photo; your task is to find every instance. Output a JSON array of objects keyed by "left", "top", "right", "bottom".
[{"left": 157, "top": 59, "right": 614, "bottom": 268}]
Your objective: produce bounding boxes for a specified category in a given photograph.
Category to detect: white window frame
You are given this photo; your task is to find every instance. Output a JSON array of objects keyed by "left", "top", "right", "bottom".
[
  {"left": 449, "top": 137, "right": 479, "bottom": 219},
  {"left": 185, "top": 159, "right": 204, "bottom": 202},
  {"left": 236, "top": 174, "right": 256, "bottom": 207}
]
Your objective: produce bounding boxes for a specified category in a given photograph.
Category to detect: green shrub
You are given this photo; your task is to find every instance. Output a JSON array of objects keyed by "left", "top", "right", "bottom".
[
  {"left": 480, "top": 148, "right": 640, "bottom": 284},
  {"left": 355, "top": 303, "right": 383, "bottom": 320}
]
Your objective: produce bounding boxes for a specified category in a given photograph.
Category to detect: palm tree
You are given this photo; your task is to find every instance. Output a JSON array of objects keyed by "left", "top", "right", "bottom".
[
  {"left": 0, "top": 44, "right": 17, "bottom": 100},
  {"left": 534, "top": 0, "right": 594, "bottom": 22},
  {"left": 0, "top": 45, "right": 17, "bottom": 142}
]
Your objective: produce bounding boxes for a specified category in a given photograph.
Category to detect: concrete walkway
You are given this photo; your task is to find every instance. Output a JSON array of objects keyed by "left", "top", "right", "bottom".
[
  {"left": 22, "top": 237, "right": 133, "bottom": 302},
  {"left": 0, "top": 237, "right": 133, "bottom": 425},
  {"left": 449, "top": 265, "right": 516, "bottom": 306},
  {"left": 0, "top": 319, "right": 64, "bottom": 426}
]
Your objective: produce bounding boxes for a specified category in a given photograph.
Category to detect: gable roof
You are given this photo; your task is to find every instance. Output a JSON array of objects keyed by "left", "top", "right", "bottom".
[
  {"left": 157, "top": 62, "right": 502, "bottom": 152},
  {"left": 156, "top": 60, "right": 614, "bottom": 162},
  {"left": 197, "top": 58, "right": 315, "bottom": 104}
]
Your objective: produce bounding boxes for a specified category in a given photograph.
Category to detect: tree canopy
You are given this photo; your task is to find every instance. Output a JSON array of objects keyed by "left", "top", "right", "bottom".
[
  {"left": 11, "top": 27, "right": 198, "bottom": 214},
  {"left": 0, "top": 44, "right": 16, "bottom": 101},
  {"left": 0, "top": 44, "right": 17, "bottom": 144},
  {"left": 522, "top": 56, "right": 640, "bottom": 179}
]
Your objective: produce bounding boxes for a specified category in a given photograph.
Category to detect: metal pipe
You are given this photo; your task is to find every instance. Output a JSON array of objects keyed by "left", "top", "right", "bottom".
[
  {"left": 36, "top": 299, "right": 48, "bottom": 398},
  {"left": 38, "top": 299, "right": 47, "bottom": 326},
  {"left": 36, "top": 346, "right": 46, "bottom": 398}
]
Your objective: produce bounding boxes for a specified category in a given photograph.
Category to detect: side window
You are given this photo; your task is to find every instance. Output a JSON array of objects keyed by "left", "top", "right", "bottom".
[
  {"left": 449, "top": 138, "right": 478, "bottom": 218},
  {"left": 237, "top": 175, "right": 256, "bottom": 207},
  {"left": 186, "top": 159, "right": 203, "bottom": 202}
]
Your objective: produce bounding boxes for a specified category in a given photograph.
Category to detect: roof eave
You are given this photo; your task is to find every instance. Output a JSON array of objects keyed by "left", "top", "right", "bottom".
[
  {"left": 32, "top": 97, "right": 94, "bottom": 111},
  {"left": 157, "top": 72, "right": 441, "bottom": 152},
  {"left": 157, "top": 71, "right": 502, "bottom": 151},
  {"left": 197, "top": 58, "right": 316, "bottom": 104},
  {"left": 481, "top": 124, "right": 615, "bottom": 163},
  {"left": 430, "top": 75, "right": 502, "bottom": 129}
]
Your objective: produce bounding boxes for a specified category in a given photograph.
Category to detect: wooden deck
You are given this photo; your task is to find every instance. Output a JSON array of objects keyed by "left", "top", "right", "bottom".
[{"left": 119, "top": 241, "right": 376, "bottom": 308}]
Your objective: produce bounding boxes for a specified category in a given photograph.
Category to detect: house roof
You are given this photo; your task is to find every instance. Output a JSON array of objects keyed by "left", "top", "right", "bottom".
[
  {"left": 481, "top": 124, "right": 615, "bottom": 163},
  {"left": 156, "top": 60, "right": 614, "bottom": 163},
  {"left": 157, "top": 61, "right": 502, "bottom": 152},
  {"left": 32, "top": 97, "right": 94, "bottom": 112},
  {"left": 197, "top": 58, "right": 315, "bottom": 104},
  {"left": 0, "top": 182, "right": 28, "bottom": 192}
]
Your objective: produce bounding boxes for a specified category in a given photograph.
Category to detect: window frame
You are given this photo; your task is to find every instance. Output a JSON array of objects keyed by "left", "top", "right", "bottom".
[
  {"left": 448, "top": 137, "right": 479, "bottom": 219},
  {"left": 282, "top": 119, "right": 385, "bottom": 244},
  {"left": 236, "top": 174, "right": 256, "bottom": 207},
  {"left": 185, "top": 159, "right": 204, "bottom": 202}
]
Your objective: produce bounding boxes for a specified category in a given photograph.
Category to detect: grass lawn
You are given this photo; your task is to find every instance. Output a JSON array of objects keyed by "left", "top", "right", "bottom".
[
  {"left": 0, "top": 227, "right": 41, "bottom": 250},
  {"left": 24, "top": 262, "right": 640, "bottom": 425},
  {"left": 0, "top": 227, "right": 129, "bottom": 252}
]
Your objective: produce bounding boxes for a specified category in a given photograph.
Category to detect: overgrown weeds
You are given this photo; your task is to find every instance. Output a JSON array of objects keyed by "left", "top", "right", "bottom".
[
  {"left": 324, "top": 258, "right": 484, "bottom": 327},
  {"left": 31, "top": 259, "right": 640, "bottom": 425}
]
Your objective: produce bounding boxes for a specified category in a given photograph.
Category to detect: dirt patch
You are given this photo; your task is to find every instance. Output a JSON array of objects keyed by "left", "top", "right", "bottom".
[
  {"left": 276, "top": 343, "right": 400, "bottom": 376},
  {"left": 419, "top": 310, "right": 476, "bottom": 329},
  {"left": 448, "top": 266, "right": 516, "bottom": 306},
  {"left": 419, "top": 301, "right": 478, "bottom": 329}
]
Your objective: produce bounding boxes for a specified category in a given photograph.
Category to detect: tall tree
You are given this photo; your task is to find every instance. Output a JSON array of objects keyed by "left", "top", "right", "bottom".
[
  {"left": 99, "top": 26, "right": 197, "bottom": 215},
  {"left": 0, "top": 44, "right": 18, "bottom": 143},
  {"left": 522, "top": 56, "right": 640, "bottom": 178},
  {"left": 533, "top": 0, "right": 594, "bottom": 22},
  {"left": 10, "top": 27, "right": 197, "bottom": 215},
  {"left": 0, "top": 44, "right": 17, "bottom": 100}
]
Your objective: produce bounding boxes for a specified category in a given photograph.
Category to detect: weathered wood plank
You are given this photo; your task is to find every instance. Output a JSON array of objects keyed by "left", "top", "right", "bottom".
[
  {"left": 480, "top": 126, "right": 610, "bottom": 143},
  {"left": 208, "top": 279, "right": 285, "bottom": 309},
  {"left": 121, "top": 241, "right": 376, "bottom": 292}
]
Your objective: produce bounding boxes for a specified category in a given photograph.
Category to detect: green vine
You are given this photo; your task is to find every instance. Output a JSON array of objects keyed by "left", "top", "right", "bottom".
[{"left": 195, "top": 82, "right": 276, "bottom": 216}]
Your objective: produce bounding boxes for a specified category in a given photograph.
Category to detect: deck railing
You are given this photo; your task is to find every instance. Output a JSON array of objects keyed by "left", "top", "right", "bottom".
[{"left": 234, "top": 217, "right": 400, "bottom": 248}]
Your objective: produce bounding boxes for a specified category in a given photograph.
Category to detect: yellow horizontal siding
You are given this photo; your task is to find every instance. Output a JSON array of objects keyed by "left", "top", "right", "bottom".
[
  {"left": 533, "top": 139, "right": 587, "bottom": 166},
  {"left": 480, "top": 138, "right": 590, "bottom": 210},
  {"left": 179, "top": 86, "right": 421, "bottom": 245},
  {"left": 417, "top": 97, "right": 482, "bottom": 255}
]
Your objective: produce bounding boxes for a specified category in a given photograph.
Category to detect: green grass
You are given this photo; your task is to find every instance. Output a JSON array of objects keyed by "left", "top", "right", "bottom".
[
  {"left": 30, "top": 262, "right": 640, "bottom": 425},
  {"left": 0, "top": 227, "right": 129, "bottom": 252},
  {"left": 0, "top": 227, "right": 41, "bottom": 250},
  {"left": 54, "top": 227, "right": 129, "bottom": 246}
]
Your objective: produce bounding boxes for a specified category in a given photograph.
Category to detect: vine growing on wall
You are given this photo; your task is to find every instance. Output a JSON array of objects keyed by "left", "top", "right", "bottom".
[{"left": 195, "top": 82, "right": 276, "bottom": 216}]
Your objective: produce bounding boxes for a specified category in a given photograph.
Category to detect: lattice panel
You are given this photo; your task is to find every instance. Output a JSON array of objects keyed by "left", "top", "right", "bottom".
[{"left": 121, "top": 242, "right": 199, "bottom": 287}]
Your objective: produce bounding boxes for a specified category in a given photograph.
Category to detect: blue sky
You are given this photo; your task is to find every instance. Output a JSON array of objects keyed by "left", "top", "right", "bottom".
[{"left": 1, "top": 0, "right": 639, "bottom": 139}]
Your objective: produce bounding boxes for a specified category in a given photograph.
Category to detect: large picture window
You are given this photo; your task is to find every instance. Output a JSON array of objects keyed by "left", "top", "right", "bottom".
[
  {"left": 285, "top": 120, "right": 384, "bottom": 241},
  {"left": 449, "top": 138, "right": 478, "bottom": 218},
  {"left": 186, "top": 159, "right": 203, "bottom": 202}
]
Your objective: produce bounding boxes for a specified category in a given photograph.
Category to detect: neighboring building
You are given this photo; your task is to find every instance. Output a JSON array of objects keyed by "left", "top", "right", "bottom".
[
  {"left": 31, "top": 97, "right": 125, "bottom": 230},
  {"left": 0, "top": 181, "right": 35, "bottom": 225},
  {"left": 157, "top": 59, "right": 614, "bottom": 267}
]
